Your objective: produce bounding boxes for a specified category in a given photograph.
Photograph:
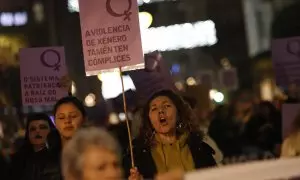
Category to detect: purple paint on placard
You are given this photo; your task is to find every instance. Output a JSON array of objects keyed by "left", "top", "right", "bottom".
[
  {"left": 106, "top": 0, "right": 132, "bottom": 21},
  {"left": 40, "top": 49, "right": 61, "bottom": 71}
]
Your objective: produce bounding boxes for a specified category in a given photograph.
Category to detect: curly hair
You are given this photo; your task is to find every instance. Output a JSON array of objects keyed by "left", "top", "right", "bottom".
[{"left": 139, "top": 90, "right": 202, "bottom": 146}]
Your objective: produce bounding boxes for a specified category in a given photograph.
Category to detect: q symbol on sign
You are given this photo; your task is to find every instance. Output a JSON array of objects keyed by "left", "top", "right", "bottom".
[
  {"left": 40, "top": 49, "right": 61, "bottom": 71},
  {"left": 106, "top": 0, "right": 132, "bottom": 21},
  {"left": 286, "top": 39, "right": 300, "bottom": 60}
]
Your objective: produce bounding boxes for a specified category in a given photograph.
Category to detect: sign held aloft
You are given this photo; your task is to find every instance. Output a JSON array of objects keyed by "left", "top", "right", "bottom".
[
  {"left": 129, "top": 51, "right": 176, "bottom": 104},
  {"left": 20, "top": 47, "right": 68, "bottom": 106},
  {"left": 272, "top": 36, "right": 300, "bottom": 87},
  {"left": 78, "top": 0, "right": 144, "bottom": 76}
]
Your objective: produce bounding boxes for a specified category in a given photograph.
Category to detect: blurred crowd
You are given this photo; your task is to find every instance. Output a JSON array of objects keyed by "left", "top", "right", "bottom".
[{"left": 0, "top": 89, "right": 299, "bottom": 180}]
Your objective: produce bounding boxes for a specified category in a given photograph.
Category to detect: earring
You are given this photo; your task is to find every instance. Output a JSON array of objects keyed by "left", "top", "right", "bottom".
[{"left": 176, "top": 121, "right": 183, "bottom": 129}]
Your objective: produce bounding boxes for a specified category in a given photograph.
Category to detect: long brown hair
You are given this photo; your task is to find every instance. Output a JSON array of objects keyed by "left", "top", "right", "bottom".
[{"left": 139, "top": 90, "right": 202, "bottom": 146}]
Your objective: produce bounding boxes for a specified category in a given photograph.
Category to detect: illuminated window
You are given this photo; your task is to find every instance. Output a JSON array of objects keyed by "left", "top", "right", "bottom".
[
  {"left": 142, "top": 20, "right": 217, "bottom": 53},
  {"left": 0, "top": 12, "right": 28, "bottom": 27}
]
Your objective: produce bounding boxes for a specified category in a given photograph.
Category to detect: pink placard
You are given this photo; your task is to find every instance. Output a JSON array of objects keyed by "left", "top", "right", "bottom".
[
  {"left": 20, "top": 47, "right": 68, "bottom": 106},
  {"left": 272, "top": 37, "right": 300, "bottom": 87},
  {"left": 282, "top": 104, "right": 300, "bottom": 139},
  {"left": 78, "top": 0, "right": 144, "bottom": 76}
]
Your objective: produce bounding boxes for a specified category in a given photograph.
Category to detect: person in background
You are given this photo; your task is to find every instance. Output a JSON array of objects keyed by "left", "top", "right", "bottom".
[
  {"left": 44, "top": 96, "right": 87, "bottom": 180},
  {"left": 243, "top": 101, "right": 281, "bottom": 155},
  {"left": 281, "top": 112, "right": 300, "bottom": 157},
  {"left": 10, "top": 113, "right": 55, "bottom": 180},
  {"left": 62, "top": 127, "right": 123, "bottom": 180},
  {"left": 209, "top": 91, "right": 256, "bottom": 157},
  {"left": 123, "top": 90, "right": 216, "bottom": 180},
  {"left": 183, "top": 96, "right": 223, "bottom": 165}
]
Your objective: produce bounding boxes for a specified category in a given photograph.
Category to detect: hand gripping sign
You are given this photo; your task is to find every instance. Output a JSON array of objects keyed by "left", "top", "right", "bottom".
[{"left": 20, "top": 47, "right": 68, "bottom": 106}]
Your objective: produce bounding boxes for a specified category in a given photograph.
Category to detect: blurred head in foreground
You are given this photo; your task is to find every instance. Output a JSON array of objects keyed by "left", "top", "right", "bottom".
[{"left": 62, "top": 127, "right": 122, "bottom": 180}]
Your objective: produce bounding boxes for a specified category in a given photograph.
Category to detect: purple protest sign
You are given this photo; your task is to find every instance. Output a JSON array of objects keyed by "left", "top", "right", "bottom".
[
  {"left": 78, "top": 0, "right": 144, "bottom": 76},
  {"left": 272, "top": 37, "right": 300, "bottom": 87},
  {"left": 20, "top": 47, "right": 68, "bottom": 106},
  {"left": 129, "top": 52, "right": 176, "bottom": 103}
]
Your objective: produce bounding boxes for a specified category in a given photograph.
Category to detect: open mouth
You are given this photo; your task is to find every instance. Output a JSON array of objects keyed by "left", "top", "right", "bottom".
[
  {"left": 35, "top": 135, "right": 42, "bottom": 139},
  {"left": 159, "top": 118, "right": 168, "bottom": 125}
]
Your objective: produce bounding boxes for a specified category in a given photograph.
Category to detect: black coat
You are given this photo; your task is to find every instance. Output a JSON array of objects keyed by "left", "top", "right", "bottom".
[
  {"left": 123, "top": 132, "right": 216, "bottom": 179},
  {"left": 0, "top": 154, "right": 9, "bottom": 179},
  {"left": 10, "top": 147, "right": 61, "bottom": 180},
  {"left": 42, "top": 130, "right": 63, "bottom": 180},
  {"left": 9, "top": 130, "right": 62, "bottom": 180}
]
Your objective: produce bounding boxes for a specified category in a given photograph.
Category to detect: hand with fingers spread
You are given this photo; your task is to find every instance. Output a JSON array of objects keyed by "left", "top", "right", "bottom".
[{"left": 129, "top": 167, "right": 143, "bottom": 180}]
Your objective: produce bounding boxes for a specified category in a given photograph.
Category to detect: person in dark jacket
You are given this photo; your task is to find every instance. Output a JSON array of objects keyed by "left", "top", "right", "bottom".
[
  {"left": 123, "top": 90, "right": 216, "bottom": 180},
  {"left": 43, "top": 96, "right": 87, "bottom": 180},
  {"left": 10, "top": 113, "right": 56, "bottom": 180}
]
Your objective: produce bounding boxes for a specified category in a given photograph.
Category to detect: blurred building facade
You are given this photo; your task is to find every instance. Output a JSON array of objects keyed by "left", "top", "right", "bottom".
[
  {"left": 2, "top": 0, "right": 298, "bottom": 121},
  {"left": 0, "top": 0, "right": 250, "bottom": 119}
]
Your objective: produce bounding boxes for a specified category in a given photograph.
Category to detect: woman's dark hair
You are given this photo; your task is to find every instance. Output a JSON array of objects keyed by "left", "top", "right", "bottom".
[
  {"left": 140, "top": 90, "right": 202, "bottom": 146},
  {"left": 22, "top": 113, "right": 56, "bottom": 152},
  {"left": 53, "top": 96, "right": 86, "bottom": 117}
]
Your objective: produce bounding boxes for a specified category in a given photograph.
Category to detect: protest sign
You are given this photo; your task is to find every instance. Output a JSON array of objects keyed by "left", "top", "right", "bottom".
[
  {"left": 129, "top": 52, "right": 176, "bottom": 104},
  {"left": 272, "top": 37, "right": 300, "bottom": 87},
  {"left": 20, "top": 47, "right": 68, "bottom": 106},
  {"left": 78, "top": 0, "right": 144, "bottom": 76},
  {"left": 185, "top": 157, "right": 300, "bottom": 180},
  {"left": 282, "top": 104, "right": 300, "bottom": 139}
]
